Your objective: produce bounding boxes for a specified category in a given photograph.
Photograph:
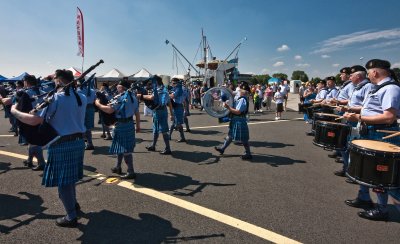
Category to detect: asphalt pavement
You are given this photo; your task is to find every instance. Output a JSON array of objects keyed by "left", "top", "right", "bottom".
[{"left": 0, "top": 94, "right": 399, "bottom": 243}]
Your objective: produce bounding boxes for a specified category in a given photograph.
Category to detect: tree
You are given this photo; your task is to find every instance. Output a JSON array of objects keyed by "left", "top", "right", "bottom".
[
  {"left": 291, "top": 70, "right": 309, "bottom": 82},
  {"left": 272, "top": 73, "right": 288, "bottom": 80},
  {"left": 249, "top": 74, "right": 271, "bottom": 85},
  {"left": 393, "top": 68, "right": 400, "bottom": 80}
]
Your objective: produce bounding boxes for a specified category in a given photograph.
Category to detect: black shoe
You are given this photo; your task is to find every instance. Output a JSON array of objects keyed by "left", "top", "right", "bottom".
[
  {"left": 345, "top": 178, "right": 357, "bottom": 184},
  {"left": 358, "top": 208, "right": 388, "bottom": 221},
  {"left": 185, "top": 128, "right": 191, "bottom": 133},
  {"left": 328, "top": 152, "right": 339, "bottom": 158},
  {"left": 75, "top": 202, "right": 84, "bottom": 216},
  {"left": 32, "top": 165, "right": 44, "bottom": 171},
  {"left": 104, "top": 136, "right": 113, "bottom": 140},
  {"left": 85, "top": 145, "right": 95, "bottom": 150},
  {"left": 111, "top": 167, "right": 122, "bottom": 175},
  {"left": 335, "top": 157, "right": 344, "bottom": 163},
  {"left": 176, "top": 139, "right": 186, "bottom": 143},
  {"left": 345, "top": 198, "right": 374, "bottom": 209},
  {"left": 23, "top": 160, "right": 33, "bottom": 168},
  {"left": 100, "top": 134, "right": 106, "bottom": 138},
  {"left": 120, "top": 172, "right": 136, "bottom": 180},
  {"left": 56, "top": 217, "right": 78, "bottom": 228},
  {"left": 214, "top": 147, "right": 224, "bottom": 155},
  {"left": 306, "top": 131, "right": 314, "bottom": 136},
  {"left": 145, "top": 145, "right": 156, "bottom": 151},
  {"left": 160, "top": 149, "right": 172, "bottom": 155},
  {"left": 334, "top": 170, "right": 346, "bottom": 177},
  {"left": 241, "top": 154, "right": 253, "bottom": 160}
]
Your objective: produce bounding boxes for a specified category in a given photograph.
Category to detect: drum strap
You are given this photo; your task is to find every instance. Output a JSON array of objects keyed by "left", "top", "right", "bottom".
[{"left": 370, "top": 80, "right": 400, "bottom": 94}]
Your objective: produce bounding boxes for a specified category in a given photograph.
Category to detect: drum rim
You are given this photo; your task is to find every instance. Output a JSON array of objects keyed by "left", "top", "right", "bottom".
[
  {"left": 345, "top": 173, "right": 400, "bottom": 189},
  {"left": 312, "top": 140, "right": 346, "bottom": 151},
  {"left": 349, "top": 140, "right": 400, "bottom": 157},
  {"left": 314, "top": 120, "right": 351, "bottom": 127}
]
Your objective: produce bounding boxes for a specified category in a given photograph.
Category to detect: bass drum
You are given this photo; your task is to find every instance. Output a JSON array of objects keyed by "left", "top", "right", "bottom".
[{"left": 202, "top": 87, "right": 234, "bottom": 118}]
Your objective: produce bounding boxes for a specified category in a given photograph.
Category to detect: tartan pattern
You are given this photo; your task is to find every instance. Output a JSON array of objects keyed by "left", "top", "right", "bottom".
[
  {"left": 388, "top": 189, "right": 400, "bottom": 201},
  {"left": 110, "top": 121, "right": 135, "bottom": 154},
  {"left": 84, "top": 104, "right": 95, "bottom": 130},
  {"left": 361, "top": 126, "right": 400, "bottom": 146},
  {"left": 152, "top": 108, "right": 169, "bottom": 134},
  {"left": 173, "top": 104, "right": 184, "bottom": 125},
  {"left": 42, "top": 139, "right": 85, "bottom": 187},
  {"left": 229, "top": 117, "right": 249, "bottom": 142}
]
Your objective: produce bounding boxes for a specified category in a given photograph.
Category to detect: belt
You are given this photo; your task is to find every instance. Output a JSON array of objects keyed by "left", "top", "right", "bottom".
[
  {"left": 116, "top": 117, "right": 133, "bottom": 123},
  {"left": 155, "top": 105, "right": 166, "bottom": 111},
  {"left": 56, "top": 133, "right": 84, "bottom": 145},
  {"left": 367, "top": 122, "right": 398, "bottom": 130}
]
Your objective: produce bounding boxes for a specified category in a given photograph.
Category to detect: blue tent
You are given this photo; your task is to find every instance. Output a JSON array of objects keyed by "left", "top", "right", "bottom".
[
  {"left": 0, "top": 75, "right": 7, "bottom": 81},
  {"left": 268, "top": 77, "right": 281, "bottom": 84},
  {"left": 4, "top": 72, "right": 29, "bottom": 82}
]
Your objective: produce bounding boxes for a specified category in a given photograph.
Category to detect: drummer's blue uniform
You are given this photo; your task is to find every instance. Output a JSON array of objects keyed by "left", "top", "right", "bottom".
[
  {"left": 337, "top": 81, "right": 355, "bottom": 101},
  {"left": 78, "top": 86, "right": 96, "bottom": 148},
  {"left": 39, "top": 87, "right": 87, "bottom": 221},
  {"left": 325, "top": 87, "right": 339, "bottom": 101},
  {"left": 169, "top": 83, "right": 186, "bottom": 141},
  {"left": 110, "top": 90, "right": 138, "bottom": 174},
  {"left": 149, "top": 86, "right": 171, "bottom": 151},
  {"left": 315, "top": 88, "right": 328, "bottom": 101},
  {"left": 355, "top": 77, "right": 400, "bottom": 213}
]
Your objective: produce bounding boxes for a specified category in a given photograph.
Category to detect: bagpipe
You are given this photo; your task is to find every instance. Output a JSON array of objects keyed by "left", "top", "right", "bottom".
[
  {"left": 95, "top": 90, "right": 117, "bottom": 126},
  {"left": 15, "top": 60, "right": 104, "bottom": 146},
  {"left": 134, "top": 76, "right": 160, "bottom": 110}
]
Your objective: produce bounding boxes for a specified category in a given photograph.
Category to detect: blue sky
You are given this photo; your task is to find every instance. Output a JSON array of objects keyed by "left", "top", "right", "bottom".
[{"left": 1, "top": 0, "right": 400, "bottom": 79}]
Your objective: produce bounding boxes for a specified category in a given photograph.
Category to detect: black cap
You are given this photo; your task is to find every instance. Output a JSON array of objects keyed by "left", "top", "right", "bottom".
[
  {"left": 318, "top": 80, "right": 326, "bottom": 86},
  {"left": 340, "top": 67, "right": 351, "bottom": 75},
  {"left": 54, "top": 69, "right": 74, "bottom": 82},
  {"left": 350, "top": 65, "right": 366, "bottom": 74},
  {"left": 325, "top": 76, "right": 335, "bottom": 81},
  {"left": 365, "top": 59, "right": 391, "bottom": 70},
  {"left": 118, "top": 80, "right": 130, "bottom": 89},
  {"left": 102, "top": 82, "right": 108, "bottom": 87}
]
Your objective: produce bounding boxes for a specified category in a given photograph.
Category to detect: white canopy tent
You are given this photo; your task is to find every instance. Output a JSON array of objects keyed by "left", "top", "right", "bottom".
[
  {"left": 97, "top": 68, "right": 126, "bottom": 82},
  {"left": 131, "top": 68, "right": 152, "bottom": 81}
]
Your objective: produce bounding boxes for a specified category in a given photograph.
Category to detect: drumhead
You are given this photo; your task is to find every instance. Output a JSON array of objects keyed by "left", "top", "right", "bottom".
[
  {"left": 350, "top": 139, "right": 400, "bottom": 153},
  {"left": 314, "top": 113, "right": 339, "bottom": 118}
]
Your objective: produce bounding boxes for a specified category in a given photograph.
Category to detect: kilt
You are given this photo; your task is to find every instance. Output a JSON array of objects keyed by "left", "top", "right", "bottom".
[
  {"left": 360, "top": 126, "right": 400, "bottom": 146},
  {"left": 173, "top": 104, "right": 184, "bottom": 125},
  {"left": 84, "top": 104, "right": 95, "bottom": 130},
  {"left": 110, "top": 121, "right": 135, "bottom": 154},
  {"left": 153, "top": 108, "right": 169, "bottom": 134},
  {"left": 228, "top": 117, "right": 249, "bottom": 142},
  {"left": 18, "top": 134, "right": 26, "bottom": 144},
  {"left": 42, "top": 138, "right": 85, "bottom": 187}
]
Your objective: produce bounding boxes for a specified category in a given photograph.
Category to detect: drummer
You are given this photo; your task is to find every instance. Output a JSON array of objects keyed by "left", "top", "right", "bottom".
[
  {"left": 322, "top": 76, "right": 338, "bottom": 104},
  {"left": 343, "top": 59, "right": 400, "bottom": 221},
  {"left": 310, "top": 80, "right": 328, "bottom": 104},
  {"left": 333, "top": 65, "right": 372, "bottom": 177}
]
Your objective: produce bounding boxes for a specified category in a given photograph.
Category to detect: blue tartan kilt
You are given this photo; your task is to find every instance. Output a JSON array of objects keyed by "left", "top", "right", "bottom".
[
  {"left": 173, "top": 104, "right": 184, "bottom": 125},
  {"left": 42, "top": 138, "right": 85, "bottom": 187},
  {"left": 84, "top": 104, "right": 95, "bottom": 130},
  {"left": 110, "top": 121, "right": 135, "bottom": 154},
  {"left": 153, "top": 108, "right": 169, "bottom": 134},
  {"left": 228, "top": 117, "right": 249, "bottom": 142},
  {"left": 18, "top": 134, "right": 26, "bottom": 144}
]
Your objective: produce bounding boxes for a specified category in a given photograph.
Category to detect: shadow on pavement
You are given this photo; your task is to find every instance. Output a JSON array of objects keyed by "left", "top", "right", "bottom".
[
  {"left": 250, "top": 141, "right": 294, "bottom": 148},
  {"left": 172, "top": 150, "right": 219, "bottom": 164},
  {"left": 186, "top": 139, "right": 220, "bottom": 147},
  {"left": 0, "top": 192, "right": 59, "bottom": 234},
  {"left": 251, "top": 154, "right": 306, "bottom": 167},
  {"left": 134, "top": 172, "right": 235, "bottom": 197},
  {"left": 188, "top": 130, "right": 223, "bottom": 136}
]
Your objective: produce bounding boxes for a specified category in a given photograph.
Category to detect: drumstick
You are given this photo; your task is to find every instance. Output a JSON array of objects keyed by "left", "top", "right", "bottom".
[
  {"left": 382, "top": 131, "right": 400, "bottom": 140},
  {"left": 376, "top": 130, "right": 399, "bottom": 134},
  {"left": 335, "top": 116, "right": 344, "bottom": 121}
]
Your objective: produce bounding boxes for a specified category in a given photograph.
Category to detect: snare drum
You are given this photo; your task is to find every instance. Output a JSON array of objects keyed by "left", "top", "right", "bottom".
[
  {"left": 347, "top": 140, "right": 400, "bottom": 189},
  {"left": 299, "top": 103, "right": 312, "bottom": 114},
  {"left": 312, "top": 113, "right": 340, "bottom": 131},
  {"left": 313, "top": 121, "right": 351, "bottom": 150}
]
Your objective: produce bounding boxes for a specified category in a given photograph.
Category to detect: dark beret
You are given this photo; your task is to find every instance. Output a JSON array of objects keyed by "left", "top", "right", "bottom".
[
  {"left": 118, "top": 80, "right": 130, "bottom": 89},
  {"left": 102, "top": 82, "right": 108, "bottom": 87},
  {"left": 365, "top": 59, "right": 391, "bottom": 70},
  {"left": 318, "top": 80, "right": 326, "bottom": 86},
  {"left": 350, "top": 65, "right": 366, "bottom": 74},
  {"left": 340, "top": 67, "right": 351, "bottom": 75},
  {"left": 325, "top": 76, "right": 335, "bottom": 81},
  {"left": 23, "top": 74, "right": 37, "bottom": 85}
]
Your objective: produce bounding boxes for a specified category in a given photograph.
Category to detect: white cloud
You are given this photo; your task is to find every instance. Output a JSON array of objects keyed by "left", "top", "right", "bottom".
[
  {"left": 392, "top": 63, "right": 400, "bottom": 68},
  {"left": 277, "top": 44, "right": 290, "bottom": 52},
  {"left": 361, "top": 40, "right": 400, "bottom": 49},
  {"left": 260, "top": 68, "right": 270, "bottom": 74},
  {"left": 321, "top": 55, "right": 330, "bottom": 59},
  {"left": 296, "top": 63, "right": 310, "bottom": 67},
  {"left": 294, "top": 55, "right": 302, "bottom": 60},
  {"left": 270, "top": 56, "right": 284, "bottom": 61},
  {"left": 312, "top": 28, "right": 400, "bottom": 54},
  {"left": 273, "top": 61, "right": 284, "bottom": 67},
  {"left": 332, "top": 64, "right": 340, "bottom": 67}
]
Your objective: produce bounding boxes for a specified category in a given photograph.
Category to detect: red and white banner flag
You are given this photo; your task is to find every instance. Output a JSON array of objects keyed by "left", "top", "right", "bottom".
[{"left": 76, "top": 7, "right": 84, "bottom": 57}]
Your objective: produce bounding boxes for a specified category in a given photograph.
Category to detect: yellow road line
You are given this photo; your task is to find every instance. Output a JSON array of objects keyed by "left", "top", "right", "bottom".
[{"left": 0, "top": 150, "right": 302, "bottom": 244}]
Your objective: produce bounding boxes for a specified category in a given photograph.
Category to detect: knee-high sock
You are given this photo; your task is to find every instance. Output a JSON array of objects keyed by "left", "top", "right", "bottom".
[
  {"left": 152, "top": 133, "right": 159, "bottom": 147},
  {"left": 221, "top": 136, "right": 232, "bottom": 150},
  {"left": 58, "top": 184, "right": 77, "bottom": 220},
  {"left": 377, "top": 192, "right": 389, "bottom": 212},
  {"left": 169, "top": 123, "right": 175, "bottom": 139},
  {"left": 85, "top": 130, "right": 93, "bottom": 146},
  {"left": 27, "top": 144, "right": 34, "bottom": 162},
  {"left": 32, "top": 145, "right": 46, "bottom": 166},
  {"left": 178, "top": 125, "right": 185, "bottom": 140},
  {"left": 123, "top": 153, "right": 134, "bottom": 174},
  {"left": 243, "top": 142, "right": 251, "bottom": 155},
  {"left": 162, "top": 132, "right": 171, "bottom": 150},
  {"left": 116, "top": 154, "right": 124, "bottom": 168}
]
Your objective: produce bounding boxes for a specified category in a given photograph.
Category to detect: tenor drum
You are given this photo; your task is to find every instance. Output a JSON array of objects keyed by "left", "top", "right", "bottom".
[
  {"left": 312, "top": 113, "right": 340, "bottom": 131},
  {"left": 347, "top": 140, "right": 400, "bottom": 189},
  {"left": 298, "top": 103, "right": 312, "bottom": 114},
  {"left": 202, "top": 87, "right": 234, "bottom": 118},
  {"left": 313, "top": 121, "right": 351, "bottom": 150}
]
